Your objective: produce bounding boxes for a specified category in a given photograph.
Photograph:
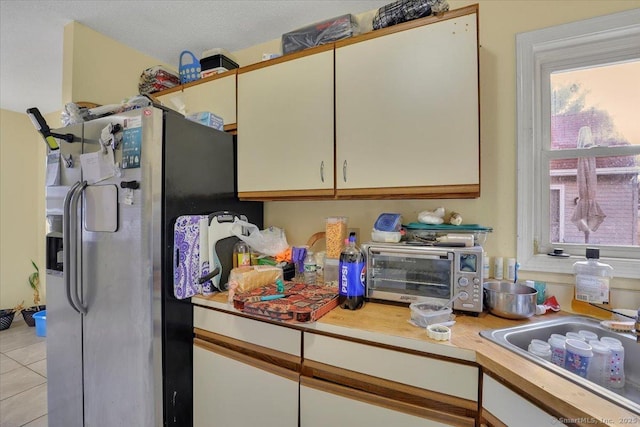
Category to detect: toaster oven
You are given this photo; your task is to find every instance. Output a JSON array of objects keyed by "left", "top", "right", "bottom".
[{"left": 362, "top": 242, "right": 484, "bottom": 313}]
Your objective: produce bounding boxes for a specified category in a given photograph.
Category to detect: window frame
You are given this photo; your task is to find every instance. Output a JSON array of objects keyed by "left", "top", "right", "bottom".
[{"left": 516, "top": 8, "right": 640, "bottom": 279}]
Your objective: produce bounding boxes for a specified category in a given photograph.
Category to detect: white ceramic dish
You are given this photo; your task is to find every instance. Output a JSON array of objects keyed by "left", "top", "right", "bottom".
[{"left": 600, "top": 320, "right": 635, "bottom": 332}]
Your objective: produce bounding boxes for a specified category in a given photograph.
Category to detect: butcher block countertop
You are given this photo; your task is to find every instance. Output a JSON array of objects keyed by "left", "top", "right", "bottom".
[{"left": 192, "top": 293, "right": 638, "bottom": 425}]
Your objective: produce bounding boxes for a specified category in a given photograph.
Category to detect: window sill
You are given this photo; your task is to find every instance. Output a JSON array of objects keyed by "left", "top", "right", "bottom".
[{"left": 519, "top": 253, "right": 640, "bottom": 280}]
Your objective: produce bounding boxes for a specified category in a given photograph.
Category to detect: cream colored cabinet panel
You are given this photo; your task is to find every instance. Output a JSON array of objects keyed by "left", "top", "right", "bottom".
[
  {"left": 193, "top": 344, "right": 298, "bottom": 427},
  {"left": 183, "top": 74, "right": 236, "bottom": 125},
  {"left": 300, "top": 382, "right": 454, "bottom": 427},
  {"left": 237, "top": 50, "right": 334, "bottom": 193},
  {"left": 193, "top": 306, "right": 301, "bottom": 356},
  {"left": 304, "top": 332, "right": 478, "bottom": 401},
  {"left": 154, "top": 90, "right": 183, "bottom": 112},
  {"left": 335, "top": 13, "right": 479, "bottom": 190},
  {"left": 482, "top": 375, "right": 566, "bottom": 426}
]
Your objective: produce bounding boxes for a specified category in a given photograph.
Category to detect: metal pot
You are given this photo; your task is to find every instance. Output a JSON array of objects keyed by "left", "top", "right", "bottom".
[{"left": 483, "top": 280, "right": 537, "bottom": 319}]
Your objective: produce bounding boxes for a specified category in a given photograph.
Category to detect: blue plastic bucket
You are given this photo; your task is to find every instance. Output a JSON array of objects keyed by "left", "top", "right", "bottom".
[{"left": 33, "top": 310, "right": 46, "bottom": 337}]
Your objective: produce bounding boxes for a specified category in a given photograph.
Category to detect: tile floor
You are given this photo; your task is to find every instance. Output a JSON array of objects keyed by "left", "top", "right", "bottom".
[{"left": 0, "top": 316, "right": 47, "bottom": 427}]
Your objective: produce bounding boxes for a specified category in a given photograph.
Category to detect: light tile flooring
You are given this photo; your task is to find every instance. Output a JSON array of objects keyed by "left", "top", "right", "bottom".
[{"left": 0, "top": 316, "right": 47, "bottom": 427}]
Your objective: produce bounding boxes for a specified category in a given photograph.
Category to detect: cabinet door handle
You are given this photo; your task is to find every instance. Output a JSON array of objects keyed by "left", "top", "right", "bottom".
[
  {"left": 343, "top": 160, "right": 347, "bottom": 182},
  {"left": 320, "top": 161, "right": 325, "bottom": 183}
]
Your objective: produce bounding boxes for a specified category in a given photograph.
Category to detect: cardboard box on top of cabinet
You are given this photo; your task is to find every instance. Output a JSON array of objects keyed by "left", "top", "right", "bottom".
[{"left": 186, "top": 112, "right": 224, "bottom": 131}]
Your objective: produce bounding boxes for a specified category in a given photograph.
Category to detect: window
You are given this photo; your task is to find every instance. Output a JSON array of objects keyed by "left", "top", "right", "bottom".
[{"left": 516, "top": 9, "right": 640, "bottom": 279}]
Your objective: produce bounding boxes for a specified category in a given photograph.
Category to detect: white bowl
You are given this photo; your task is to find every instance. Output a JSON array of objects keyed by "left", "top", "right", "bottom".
[{"left": 613, "top": 308, "right": 637, "bottom": 321}]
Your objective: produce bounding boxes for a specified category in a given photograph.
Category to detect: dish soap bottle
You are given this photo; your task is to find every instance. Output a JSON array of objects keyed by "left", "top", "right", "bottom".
[{"left": 571, "top": 248, "right": 613, "bottom": 318}]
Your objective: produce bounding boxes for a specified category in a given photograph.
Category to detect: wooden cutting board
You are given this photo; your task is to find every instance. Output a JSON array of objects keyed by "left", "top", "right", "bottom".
[{"left": 233, "top": 281, "right": 338, "bottom": 323}]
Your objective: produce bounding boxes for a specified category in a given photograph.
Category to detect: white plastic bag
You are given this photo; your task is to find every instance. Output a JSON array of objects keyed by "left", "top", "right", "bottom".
[{"left": 230, "top": 220, "right": 289, "bottom": 256}]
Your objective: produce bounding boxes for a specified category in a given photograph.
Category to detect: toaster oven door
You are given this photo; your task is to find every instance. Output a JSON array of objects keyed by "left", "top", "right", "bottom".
[{"left": 367, "top": 247, "right": 453, "bottom": 303}]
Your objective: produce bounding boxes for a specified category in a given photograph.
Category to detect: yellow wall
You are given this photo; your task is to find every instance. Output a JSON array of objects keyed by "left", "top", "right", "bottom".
[
  {"left": 63, "top": 22, "right": 175, "bottom": 106},
  {"left": 0, "top": 109, "right": 47, "bottom": 309}
]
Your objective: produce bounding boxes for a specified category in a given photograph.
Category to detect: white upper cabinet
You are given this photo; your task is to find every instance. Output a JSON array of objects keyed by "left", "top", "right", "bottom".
[
  {"left": 237, "top": 48, "right": 335, "bottom": 197},
  {"left": 151, "top": 71, "right": 237, "bottom": 128},
  {"left": 182, "top": 72, "right": 237, "bottom": 126},
  {"left": 335, "top": 10, "right": 479, "bottom": 198}
]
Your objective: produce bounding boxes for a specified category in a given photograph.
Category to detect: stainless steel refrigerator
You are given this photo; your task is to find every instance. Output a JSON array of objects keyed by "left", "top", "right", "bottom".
[{"left": 44, "top": 106, "right": 262, "bottom": 426}]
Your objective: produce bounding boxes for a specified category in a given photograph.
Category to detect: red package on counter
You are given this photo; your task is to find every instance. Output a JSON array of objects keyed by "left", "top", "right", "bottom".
[{"left": 233, "top": 281, "right": 338, "bottom": 323}]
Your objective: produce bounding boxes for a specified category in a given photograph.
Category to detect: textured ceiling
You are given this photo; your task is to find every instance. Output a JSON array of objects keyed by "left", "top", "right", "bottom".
[{"left": 0, "top": 0, "right": 390, "bottom": 114}]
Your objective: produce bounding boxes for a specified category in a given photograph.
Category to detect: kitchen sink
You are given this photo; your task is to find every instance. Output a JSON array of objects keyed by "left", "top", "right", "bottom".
[{"left": 480, "top": 316, "right": 640, "bottom": 414}]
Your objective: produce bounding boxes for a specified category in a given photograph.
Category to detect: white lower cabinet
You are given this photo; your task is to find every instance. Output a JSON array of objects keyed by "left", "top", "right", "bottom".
[
  {"left": 192, "top": 306, "right": 302, "bottom": 427},
  {"left": 192, "top": 308, "right": 477, "bottom": 427},
  {"left": 481, "top": 374, "right": 566, "bottom": 427},
  {"left": 193, "top": 343, "right": 298, "bottom": 427},
  {"left": 300, "top": 379, "right": 454, "bottom": 427},
  {"left": 301, "top": 332, "right": 478, "bottom": 427}
]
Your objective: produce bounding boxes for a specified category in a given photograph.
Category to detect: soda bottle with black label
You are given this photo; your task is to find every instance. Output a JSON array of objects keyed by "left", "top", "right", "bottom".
[{"left": 338, "top": 233, "right": 365, "bottom": 310}]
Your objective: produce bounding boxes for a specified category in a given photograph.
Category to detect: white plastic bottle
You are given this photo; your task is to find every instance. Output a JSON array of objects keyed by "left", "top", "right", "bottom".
[
  {"left": 587, "top": 340, "right": 611, "bottom": 387},
  {"left": 493, "top": 257, "right": 504, "bottom": 280},
  {"left": 548, "top": 334, "right": 566, "bottom": 367},
  {"left": 600, "top": 336, "right": 625, "bottom": 389},
  {"left": 571, "top": 248, "right": 613, "bottom": 316},
  {"left": 303, "top": 250, "right": 317, "bottom": 285}
]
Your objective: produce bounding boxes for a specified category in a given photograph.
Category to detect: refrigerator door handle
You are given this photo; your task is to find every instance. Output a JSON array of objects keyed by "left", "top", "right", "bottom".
[
  {"left": 63, "top": 181, "right": 82, "bottom": 314},
  {"left": 69, "top": 182, "right": 88, "bottom": 315}
]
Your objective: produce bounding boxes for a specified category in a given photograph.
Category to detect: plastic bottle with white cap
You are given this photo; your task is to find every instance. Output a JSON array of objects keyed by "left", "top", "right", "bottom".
[
  {"left": 587, "top": 340, "right": 611, "bottom": 387},
  {"left": 548, "top": 334, "right": 566, "bottom": 367},
  {"left": 528, "top": 339, "right": 552, "bottom": 361},
  {"left": 600, "top": 336, "right": 625, "bottom": 388}
]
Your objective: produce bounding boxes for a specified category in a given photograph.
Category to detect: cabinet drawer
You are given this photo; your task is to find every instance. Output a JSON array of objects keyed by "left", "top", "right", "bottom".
[
  {"left": 304, "top": 333, "right": 478, "bottom": 401},
  {"left": 482, "top": 375, "right": 566, "bottom": 426},
  {"left": 193, "top": 306, "right": 301, "bottom": 356},
  {"left": 301, "top": 379, "right": 471, "bottom": 427}
]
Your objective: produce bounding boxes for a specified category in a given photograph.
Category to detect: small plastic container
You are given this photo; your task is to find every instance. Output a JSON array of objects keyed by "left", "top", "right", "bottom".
[
  {"left": 577, "top": 330, "right": 598, "bottom": 342},
  {"left": 427, "top": 324, "right": 451, "bottom": 341},
  {"left": 565, "top": 331, "right": 586, "bottom": 342},
  {"left": 323, "top": 258, "right": 339, "bottom": 286},
  {"left": 33, "top": 310, "right": 46, "bottom": 337},
  {"left": 564, "top": 339, "right": 593, "bottom": 378},
  {"left": 528, "top": 339, "right": 552, "bottom": 361},
  {"left": 371, "top": 229, "right": 402, "bottom": 243},
  {"left": 548, "top": 334, "right": 566, "bottom": 367},
  {"left": 409, "top": 302, "right": 452, "bottom": 327}
]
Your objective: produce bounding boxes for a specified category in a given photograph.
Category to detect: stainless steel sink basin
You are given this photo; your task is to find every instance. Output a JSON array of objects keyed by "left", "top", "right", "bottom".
[{"left": 480, "top": 316, "right": 640, "bottom": 414}]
